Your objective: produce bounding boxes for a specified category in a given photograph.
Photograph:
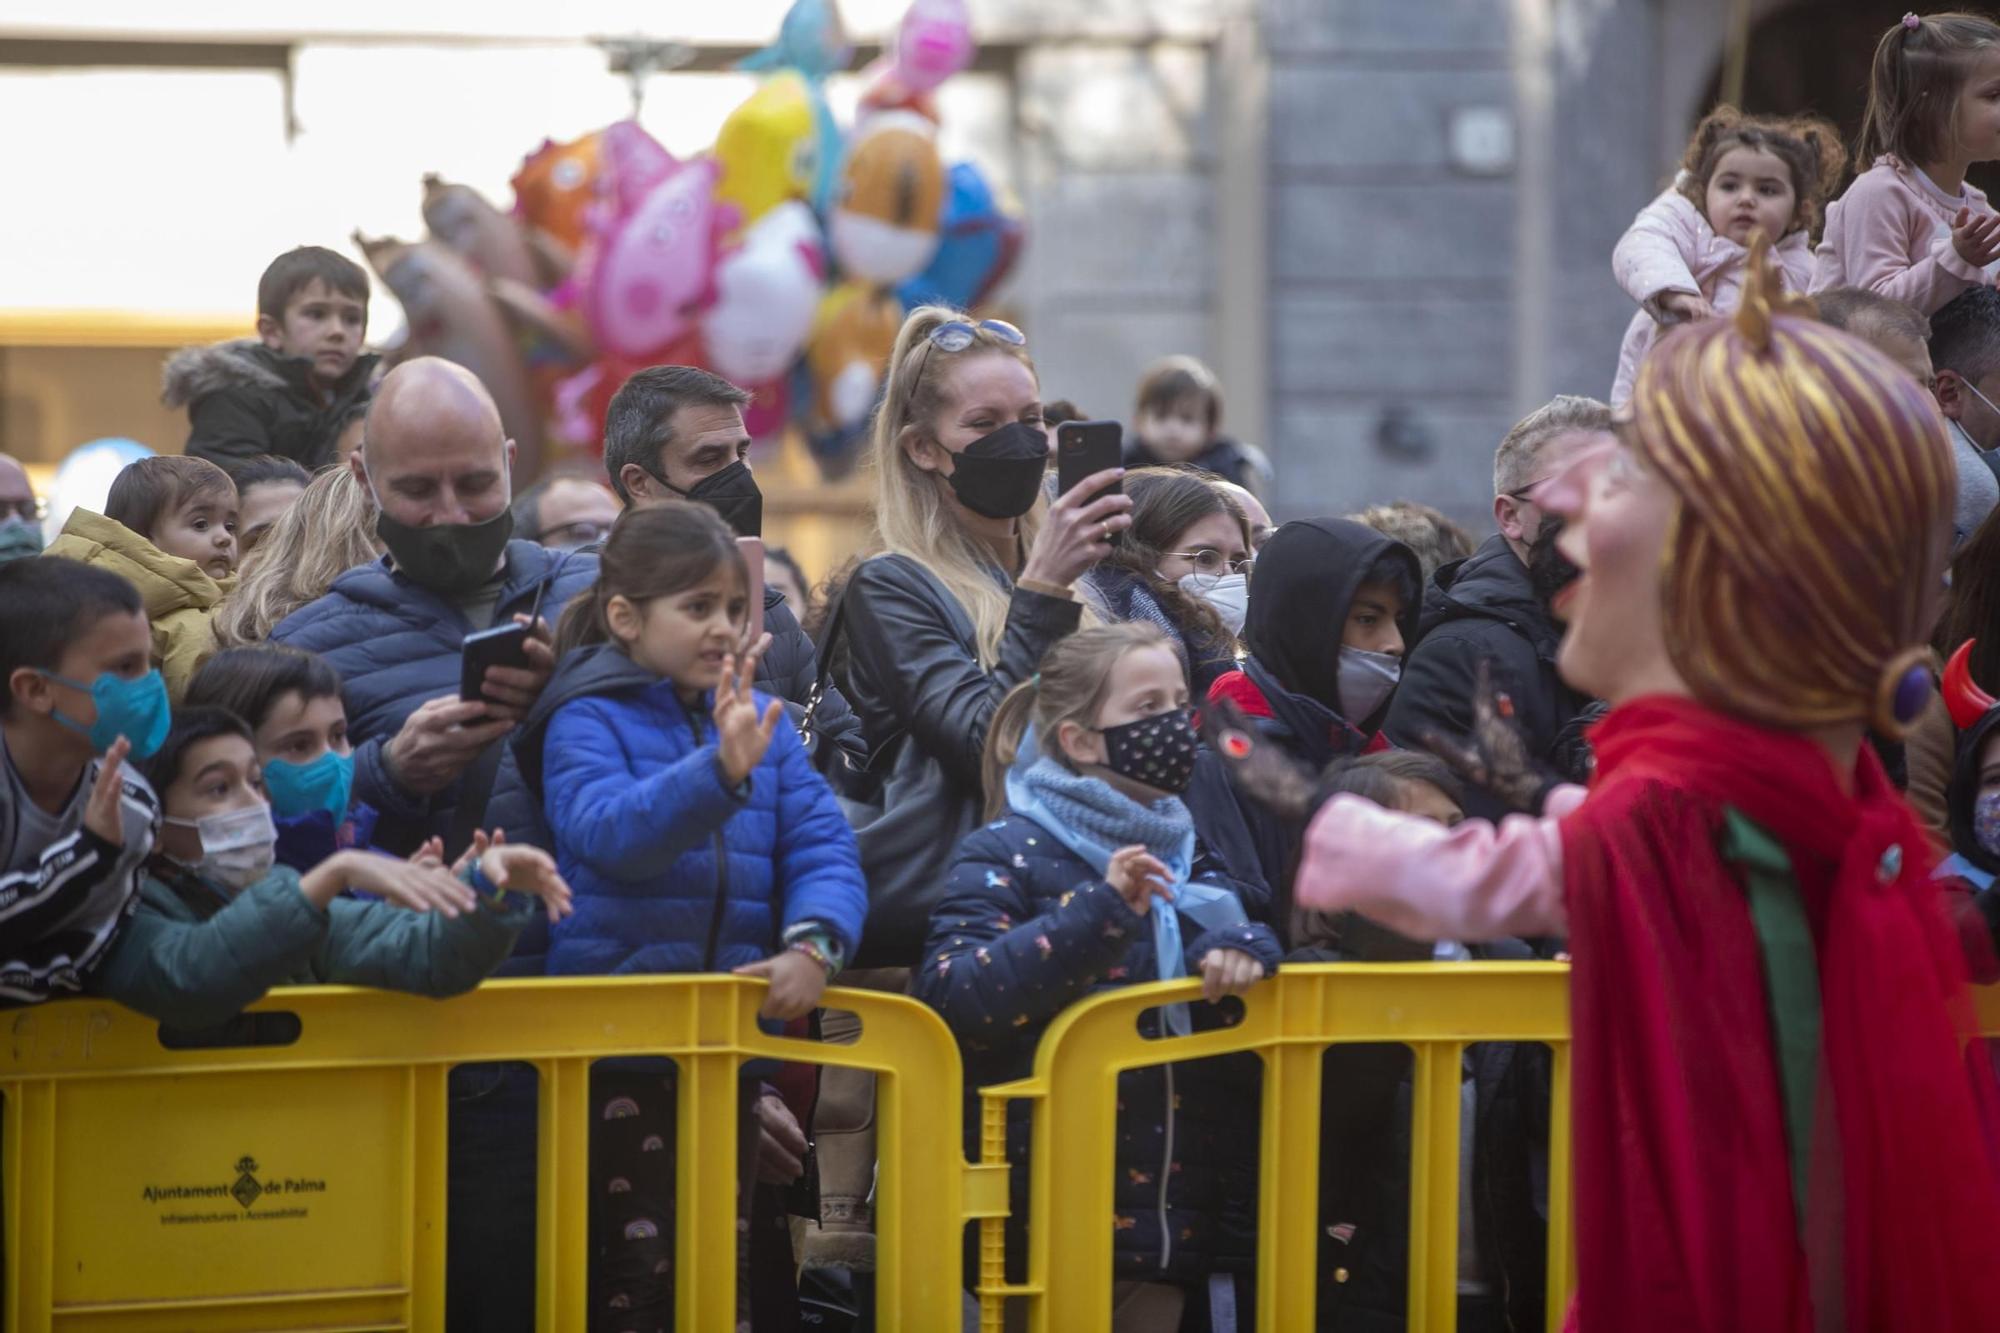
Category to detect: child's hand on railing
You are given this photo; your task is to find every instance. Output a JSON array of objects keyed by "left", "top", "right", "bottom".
[
  {"left": 1197, "top": 948, "right": 1266, "bottom": 1003},
  {"left": 477, "top": 841, "right": 573, "bottom": 922},
  {"left": 734, "top": 948, "right": 828, "bottom": 1020}
]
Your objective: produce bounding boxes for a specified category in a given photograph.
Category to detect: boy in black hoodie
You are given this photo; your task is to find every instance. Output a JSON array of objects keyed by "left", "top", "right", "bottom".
[{"left": 164, "top": 246, "right": 379, "bottom": 475}]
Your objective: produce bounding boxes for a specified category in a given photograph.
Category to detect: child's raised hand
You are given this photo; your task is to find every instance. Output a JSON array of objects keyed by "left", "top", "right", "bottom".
[
  {"left": 1953, "top": 206, "right": 2000, "bottom": 268},
  {"left": 1659, "top": 290, "right": 1715, "bottom": 323},
  {"left": 714, "top": 644, "right": 784, "bottom": 786},
  {"left": 449, "top": 830, "right": 493, "bottom": 876},
  {"left": 734, "top": 948, "right": 828, "bottom": 1020},
  {"left": 408, "top": 836, "right": 447, "bottom": 868},
  {"left": 334, "top": 853, "right": 478, "bottom": 918},
  {"left": 478, "top": 841, "right": 574, "bottom": 923},
  {"left": 1198, "top": 948, "right": 1266, "bottom": 1003},
  {"left": 82, "top": 736, "right": 132, "bottom": 845},
  {"left": 1105, "top": 845, "right": 1173, "bottom": 915}
]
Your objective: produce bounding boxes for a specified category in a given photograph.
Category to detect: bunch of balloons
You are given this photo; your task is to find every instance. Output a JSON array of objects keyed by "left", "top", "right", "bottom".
[{"left": 357, "top": 0, "right": 1025, "bottom": 481}]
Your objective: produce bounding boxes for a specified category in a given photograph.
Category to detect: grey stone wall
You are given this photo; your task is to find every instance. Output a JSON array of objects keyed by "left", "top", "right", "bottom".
[{"left": 1261, "top": 0, "right": 1522, "bottom": 524}]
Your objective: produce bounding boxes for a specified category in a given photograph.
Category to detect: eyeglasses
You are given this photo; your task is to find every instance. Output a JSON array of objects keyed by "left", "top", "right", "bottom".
[
  {"left": 908, "top": 319, "right": 1028, "bottom": 408},
  {"left": 0, "top": 498, "right": 37, "bottom": 523},
  {"left": 542, "top": 519, "right": 613, "bottom": 549},
  {"left": 1165, "top": 549, "right": 1254, "bottom": 583}
]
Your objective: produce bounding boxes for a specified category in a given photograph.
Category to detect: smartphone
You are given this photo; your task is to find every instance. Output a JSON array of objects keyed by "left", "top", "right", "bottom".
[
  {"left": 460, "top": 622, "right": 531, "bottom": 703},
  {"left": 1056, "top": 419, "right": 1124, "bottom": 510},
  {"left": 737, "top": 535, "right": 767, "bottom": 627},
  {"left": 460, "top": 566, "right": 556, "bottom": 704}
]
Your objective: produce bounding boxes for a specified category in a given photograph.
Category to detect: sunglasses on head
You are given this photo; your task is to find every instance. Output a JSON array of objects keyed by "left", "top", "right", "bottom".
[{"left": 910, "top": 319, "right": 1028, "bottom": 405}]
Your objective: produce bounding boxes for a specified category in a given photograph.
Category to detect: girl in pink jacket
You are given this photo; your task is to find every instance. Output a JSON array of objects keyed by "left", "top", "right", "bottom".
[
  {"left": 1611, "top": 106, "right": 1842, "bottom": 405},
  {"left": 1812, "top": 12, "right": 2000, "bottom": 314}
]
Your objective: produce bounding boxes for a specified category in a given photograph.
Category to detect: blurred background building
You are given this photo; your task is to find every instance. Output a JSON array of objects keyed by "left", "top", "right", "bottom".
[{"left": 0, "top": 0, "right": 1942, "bottom": 541}]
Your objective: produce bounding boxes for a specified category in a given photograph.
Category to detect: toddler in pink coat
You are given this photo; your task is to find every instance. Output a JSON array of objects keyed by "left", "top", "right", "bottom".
[
  {"left": 1611, "top": 106, "right": 1843, "bottom": 406},
  {"left": 1812, "top": 12, "right": 2000, "bottom": 314}
]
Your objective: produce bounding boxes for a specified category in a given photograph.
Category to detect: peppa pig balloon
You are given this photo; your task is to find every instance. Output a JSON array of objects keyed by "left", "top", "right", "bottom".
[
  {"left": 895, "top": 160, "right": 1024, "bottom": 311},
  {"left": 702, "top": 201, "right": 826, "bottom": 387},
  {"left": 829, "top": 112, "right": 944, "bottom": 285},
  {"left": 714, "top": 72, "right": 820, "bottom": 231},
  {"left": 596, "top": 119, "right": 678, "bottom": 221},
  {"left": 890, "top": 0, "right": 974, "bottom": 94},
  {"left": 583, "top": 157, "right": 728, "bottom": 361}
]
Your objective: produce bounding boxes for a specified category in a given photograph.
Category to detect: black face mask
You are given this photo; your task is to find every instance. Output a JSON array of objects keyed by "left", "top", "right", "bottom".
[
  {"left": 1527, "top": 515, "right": 1580, "bottom": 616},
  {"left": 667, "top": 460, "right": 763, "bottom": 538},
  {"left": 375, "top": 506, "right": 514, "bottom": 599},
  {"left": 1097, "top": 706, "right": 1199, "bottom": 795},
  {"left": 946, "top": 421, "right": 1047, "bottom": 520}
]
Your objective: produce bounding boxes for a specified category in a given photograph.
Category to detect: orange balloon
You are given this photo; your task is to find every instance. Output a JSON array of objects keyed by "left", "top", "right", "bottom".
[{"left": 511, "top": 131, "right": 604, "bottom": 254}]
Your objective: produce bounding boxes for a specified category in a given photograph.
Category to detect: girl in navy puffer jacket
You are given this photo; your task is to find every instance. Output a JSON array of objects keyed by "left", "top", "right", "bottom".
[
  {"left": 914, "top": 622, "right": 1282, "bottom": 1330},
  {"left": 516, "top": 501, "right": 866, "bottom": 1333}
]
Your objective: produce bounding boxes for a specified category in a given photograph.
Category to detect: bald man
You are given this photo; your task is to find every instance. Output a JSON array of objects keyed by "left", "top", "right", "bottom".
[
  {"left": 0, "top": 454, "right": 40, "bottom": 562},
  {"left": 272, "top": 358, "right": 597, "bottom": 881}
]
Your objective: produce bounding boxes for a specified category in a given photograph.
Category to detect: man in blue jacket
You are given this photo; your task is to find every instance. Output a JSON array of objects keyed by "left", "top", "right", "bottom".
[
  {"left": 271, "top": 357, "right": 596, "bottom": 1333},
  {"left": 272, "top": 358, "right": 597, "bottom": 864}
]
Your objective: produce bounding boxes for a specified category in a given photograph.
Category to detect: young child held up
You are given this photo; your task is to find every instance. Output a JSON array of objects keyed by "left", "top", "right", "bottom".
[
  {"left": 1611, "top": 104, "right": 1843, "bottom": 405},
  {"left": 1813, "top": 11, "right": 2000, "bottom": 313},
  {"left": 164, "top": 245, "right": 378, "bottom": 474},
  {"left": 43, "top": 454, "right": 238, "bottom": 701},
  {"left": 914, "top": 622, "right": 1281, "bottom": 1329},
  {"left": 185, "top": 644, "right": 397, "bottom": 872},
  {"left": 86, "top": 707, "right": 571, "bottom": 1030},
  {"left": 0, "top": 559, "right": 164, "bottom": 1004},
  {"left": 1124, "top": 355, "right": 1274, "bottom": 497},
  {"left": 513, "top": 499, "right": 866, "bottom": 1329}
]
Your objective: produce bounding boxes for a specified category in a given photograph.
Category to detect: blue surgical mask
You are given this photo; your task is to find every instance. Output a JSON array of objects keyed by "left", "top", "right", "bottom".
[
  {"left": 38, "top": 667, "right": 171, "bottom": 759},
  {"left": 263, "top": 748, "right": 355, "bottom": 821},
  {"left": 0, "top": 516, "right": 41, "bottom": 563}
]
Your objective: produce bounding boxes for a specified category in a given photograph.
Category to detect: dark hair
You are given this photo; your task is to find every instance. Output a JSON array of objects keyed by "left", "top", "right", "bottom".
[
  {"left": 104, "top": 455, "right": 236, "bottom": 539},
  {"left": 767, "top": 545, "right": 812, "bottom": 608},
  {"left": 1135, "top": 356, "right": 1223, "bottom": 432},
  {"left": 1859, "top": 12, "right": 2000, "bottom": 170},
  {"left": 554, "top": 500, "right": 747, "bottom": 656},
  {"left": 1676, "top": 105, "right": 1845, "bottom": 239},
  {"left": 139, "top": 705, "right": 254, "bottom": 796},
  {"left": 1043, "top": 399, "right": 1088, "bottom": 429},
  {"left": 1929, "top": 284, "right": 2000, "bottom": 383},
  {"left": 1321, "top": 750, "right": 1466, "bottom": 811},
  {"left": 1358, "top": 548, "right": 1422, "bottom": 613},
  {"left": 1816, "top": 286, "right": 1933, "bottom": 347},
  {"left": 232, "top": 455, "right": 312, "bottom": 495},
  {"left": 602, "top": 366, "right": 752, "bottom": 504},
  {"left": 185, "top": 645, "right": 343, "bottom": 734},
  {"left": 1100, "top": 467, "right": 1245, "bottom": 649},
  {"left": 1940, "top": 502, "right": 2000, "bottom": 688},
  {"left": 0, "top": 558, "right": 143, "bottom": 717},
  {"left": 258, "top": 246, "right": 370, "bottom": 323}
]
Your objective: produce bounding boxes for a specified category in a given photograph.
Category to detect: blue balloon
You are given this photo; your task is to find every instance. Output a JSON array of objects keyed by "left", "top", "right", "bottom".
[
  {"left": 895, "top": 161, "right": 1024, "bottom": 312},
  {"left": 47, "top": 437, "right": 155, "bottom": 539}
]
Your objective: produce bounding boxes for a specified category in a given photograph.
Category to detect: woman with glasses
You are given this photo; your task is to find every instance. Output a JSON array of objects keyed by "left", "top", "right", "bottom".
[{"left": 1084, "top": 466, "right": 1252, "bottom": 696}]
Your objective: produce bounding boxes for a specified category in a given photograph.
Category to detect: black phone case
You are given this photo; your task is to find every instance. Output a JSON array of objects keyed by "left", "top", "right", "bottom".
[
  {"left": 1056, "top": 421, "right": 1123, "bottom": 496},
  {"left": 460, "top": 623, "right": 531, "bottom": 703}
]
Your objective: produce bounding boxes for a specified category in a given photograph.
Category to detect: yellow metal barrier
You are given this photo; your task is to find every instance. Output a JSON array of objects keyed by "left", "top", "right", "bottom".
[
  {"left": 1, "top": 976, "right": 974, "bottom": 1333},
  {"left": 978, "top": 963, "right": 2000, "bottom": 1333}
]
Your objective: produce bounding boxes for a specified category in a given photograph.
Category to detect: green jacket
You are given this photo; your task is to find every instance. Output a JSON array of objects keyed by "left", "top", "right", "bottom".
[{"left": 88, "top": 861, "right": 532, "bottom": 1028}]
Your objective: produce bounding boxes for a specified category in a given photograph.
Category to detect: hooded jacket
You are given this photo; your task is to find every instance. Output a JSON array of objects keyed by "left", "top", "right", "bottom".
[
  {"left": 514, "top": 643, "right": 866, "bottom": 977},
  {"left": 269, "top": 540, "right": 598, "bottom": 976},
  {"left": 43, "top": 509, "right": 232, "bottom": 701},
  {"left": 1207, "top": 519, "right": 1420, "bottom": 906},
  {"left": 1384, "top": 532, "right": 1586, "bottom": 820},
  {"left": 163, "top": 339, "right": 379, "bottom": 475}
]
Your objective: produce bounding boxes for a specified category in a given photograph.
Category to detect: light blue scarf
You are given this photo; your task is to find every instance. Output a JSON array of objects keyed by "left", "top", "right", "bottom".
[{"left": 1004, "top": 728, "right": 1247, "bottom": 1034}]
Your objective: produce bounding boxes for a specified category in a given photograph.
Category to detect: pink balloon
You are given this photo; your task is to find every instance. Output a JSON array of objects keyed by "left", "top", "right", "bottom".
[
  {"left": 597, "top": 120, "right": 677, "bottom": 220},
  {"left": 743, "top": 378, "right": 792, "bottom": 441},
  {"left": 891, "top": 0, "right": 974, "bottom": 94},
  {"left": 585, "top": 157, "right": 725, "bottom": 360}
]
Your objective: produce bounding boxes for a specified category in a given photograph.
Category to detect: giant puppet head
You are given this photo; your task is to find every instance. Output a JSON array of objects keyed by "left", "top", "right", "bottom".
[{"left": 1554, "top": 234, "right": 1955, "bottom": 739}]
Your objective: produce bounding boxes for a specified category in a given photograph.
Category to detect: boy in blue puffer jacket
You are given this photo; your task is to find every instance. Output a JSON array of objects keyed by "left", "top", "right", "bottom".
[
  {"left": 515, "top": 500, "right": 865, "bottom": 1332},
  {"left": 914, "top": 622, "right": 1282, "bottom": 1330}
]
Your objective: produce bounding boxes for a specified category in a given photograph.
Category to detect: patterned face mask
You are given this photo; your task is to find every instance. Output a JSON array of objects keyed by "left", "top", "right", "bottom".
[
  {"left": 1976, "top": 789, "right": 2000, "bottom": 859},
  {"left": 1095, "top": 706, "right": 1198, "bottom": 795}
]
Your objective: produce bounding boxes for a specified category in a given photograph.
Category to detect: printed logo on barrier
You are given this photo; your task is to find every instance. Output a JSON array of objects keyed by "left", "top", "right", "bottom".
[{"left": 142, "top": 1152, "right": 328, "bottom": 1227}]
